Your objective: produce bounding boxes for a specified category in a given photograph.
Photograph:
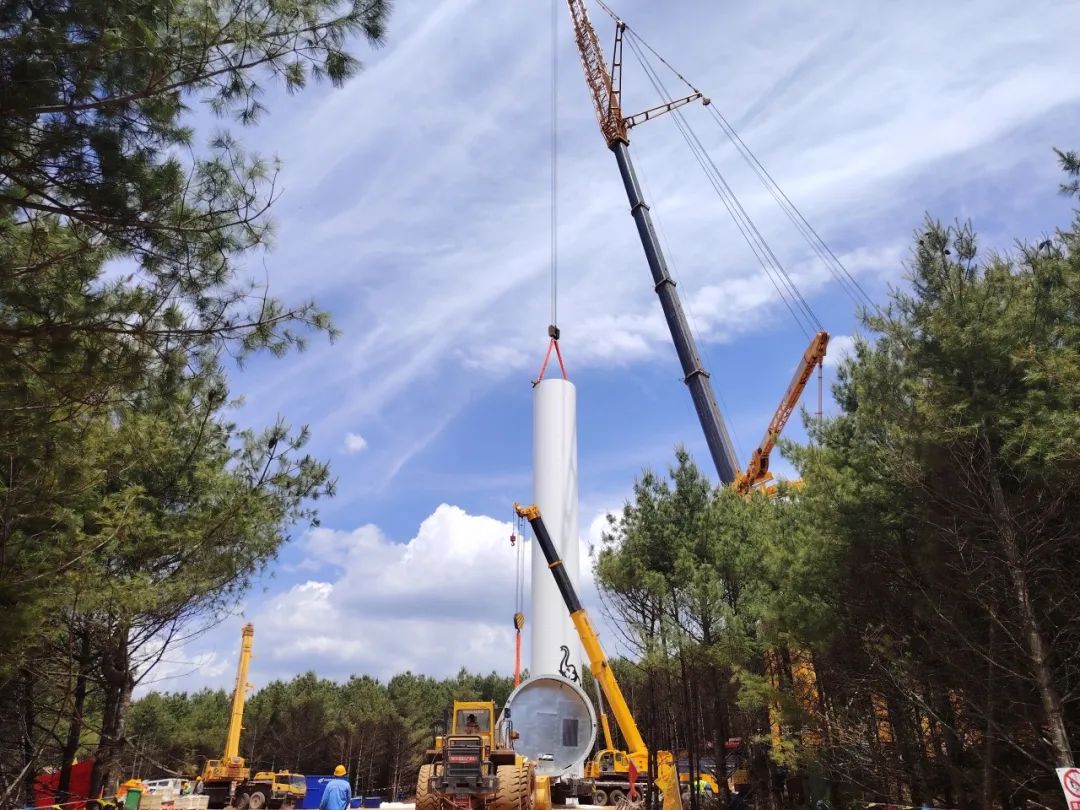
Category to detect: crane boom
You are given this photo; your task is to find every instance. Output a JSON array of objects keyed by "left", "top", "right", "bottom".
[
  {"left": 514, "top": 503, "right": 682, "bottom": 810},
  {"left": 565, "top": 0, "right": 739, "bottom": 484},
  {"left": 225, "top": 623, "right": 255, "bottom": 763},
  {"left": 202, "top": 623, "right": 255, "bottom": 785},
  {"left": 734, "top": 331, "right": 828, "bottom": 494}
]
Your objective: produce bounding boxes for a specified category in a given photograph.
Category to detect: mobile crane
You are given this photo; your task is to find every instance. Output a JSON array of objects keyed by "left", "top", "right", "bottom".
[
  {"left": 514, "top": 503, "right": 683, "bottom": 810},
  {"left": 198, "top": 624, "right": 305, "bottom": 810}
]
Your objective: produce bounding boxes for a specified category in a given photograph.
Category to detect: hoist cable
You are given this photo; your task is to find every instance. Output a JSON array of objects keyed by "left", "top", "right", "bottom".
[
  {"left": 627, "top": 36, "right": 820, "bottom": 337},
  {"left": 550, "top": 0, "right": 559, "bottom": 327},
  {"left": 706, "top": 105, "right": 876, "bottom": 310},
  {"left": 613, "top": 14, "right": 874, "bottom": 315}
]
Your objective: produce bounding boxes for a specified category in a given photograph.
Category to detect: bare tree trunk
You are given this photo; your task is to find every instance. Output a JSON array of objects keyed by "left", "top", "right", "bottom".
[
  {"left": 21, "top": 667, "right": 37, "bottom": 806},
  {"left": 981, "top": 427, "right": 1073, "bottom": 767},
  {"left": 59, "top": 629, "right": 93, "bottom": 802},
  {"left": 90, "top": 625, "right": 135, "bottom": 803}
]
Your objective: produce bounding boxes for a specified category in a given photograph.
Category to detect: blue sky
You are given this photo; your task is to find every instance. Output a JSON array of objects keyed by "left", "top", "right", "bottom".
[{"left": 144, "top": 0, "right": 1080, "bottom": 693}]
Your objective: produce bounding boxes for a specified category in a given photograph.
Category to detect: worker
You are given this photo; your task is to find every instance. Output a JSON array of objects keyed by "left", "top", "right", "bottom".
[
  {"left": 464, "top": 714, "right": 481, "bottom": 734},
  {"left": 320, "top": 766, "right": 351, "bottom": 810}
]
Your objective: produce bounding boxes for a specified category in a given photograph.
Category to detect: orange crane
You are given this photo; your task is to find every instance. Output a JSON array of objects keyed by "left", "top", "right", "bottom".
[{"left": 733, "top": 330, "right": 829, "bottom": 495}]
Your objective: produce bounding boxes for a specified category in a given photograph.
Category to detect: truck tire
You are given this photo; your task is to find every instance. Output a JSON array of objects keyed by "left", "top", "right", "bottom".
[
  {"left": 493, "top": 764, "right": 531, "bottom": 810},
  {"left": 592, "top": 789, "right": 609, "bottom": 806},
  {"left": 247, "top": 791, "right": 267, "bottom": 810},
  {"left": 234, "top": 793, "right": 250, "bottom": 810},
  {"left": 608, "top": 789, "right": 625, "bottom": 806},
  {"left": 416, "top": 764, "right": 437, "bottom": 810}
]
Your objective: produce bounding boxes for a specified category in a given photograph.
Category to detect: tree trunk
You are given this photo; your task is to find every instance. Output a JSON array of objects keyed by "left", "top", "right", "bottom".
[
  {"left": 710, "top": 664, "right": 730, "bottom": 810},
  {"left": 22, "top": 667, "right": 37, "bottom": 806},
  {"left": 90, "top": 626, "right": 135, "bottom": 803},
  {"left": 981, "top": 426, "right": 1073, "bottom": 767},
  {"left": 59, "top": 630, "right": 93, "bottom": 801}
]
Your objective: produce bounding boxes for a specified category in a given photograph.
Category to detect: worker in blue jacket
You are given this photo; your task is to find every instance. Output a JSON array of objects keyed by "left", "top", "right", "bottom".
[{"left": 320, "top": 766, "right": 352, "bottom": 810}]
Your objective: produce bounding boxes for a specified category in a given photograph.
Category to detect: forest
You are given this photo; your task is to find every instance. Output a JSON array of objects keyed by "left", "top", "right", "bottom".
[{"left": 2, "top": 0, "right": 1078, "bottom": 807}]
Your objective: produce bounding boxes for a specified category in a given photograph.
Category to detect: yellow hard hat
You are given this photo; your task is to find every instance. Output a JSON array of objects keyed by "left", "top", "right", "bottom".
[{"left": 334, "top": 765, "right": 346, "bottom": 777}]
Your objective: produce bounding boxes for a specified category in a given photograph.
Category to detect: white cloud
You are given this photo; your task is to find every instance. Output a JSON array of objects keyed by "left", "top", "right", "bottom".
[
  {"left": 235, "top": 504, "right": 603, "bottom": 681},
  {"left": 342, "top": 432, "right": 368, "bottom": 454},
  {"left": 823, "top": 334, "right": 856, "bottom": 368}
]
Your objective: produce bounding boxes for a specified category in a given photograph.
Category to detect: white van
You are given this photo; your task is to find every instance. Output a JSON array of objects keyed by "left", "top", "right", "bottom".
[{"left": 144, "top": 779, "right": 185, "bottom": 800}]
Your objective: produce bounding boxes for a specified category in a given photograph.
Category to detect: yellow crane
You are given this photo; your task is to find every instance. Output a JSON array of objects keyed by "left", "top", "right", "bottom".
[
  {"left": 514, "top": 503, "right": 683, "bottom": 810},
  {"left": 203, "top": 623, "right": 255, "bottom": 785},
  {"left": 199, "top": 625, "right": 305, "bottom": 810},
  {"left": 563, "top": 0, "right": 828, "bottom": 496},
  {"left": 733, "top": 330, "right": 829, "bottom": 496}
]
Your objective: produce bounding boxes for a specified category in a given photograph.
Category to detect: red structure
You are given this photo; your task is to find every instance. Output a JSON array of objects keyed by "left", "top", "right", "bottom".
[{"left": 34, "top": 760, "right": 94, "bottom": 809}]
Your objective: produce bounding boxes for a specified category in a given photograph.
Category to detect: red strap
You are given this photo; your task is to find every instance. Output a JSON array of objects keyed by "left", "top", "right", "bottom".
[{"left": 534, "top": 338, "right": 568, "bottom": 384}]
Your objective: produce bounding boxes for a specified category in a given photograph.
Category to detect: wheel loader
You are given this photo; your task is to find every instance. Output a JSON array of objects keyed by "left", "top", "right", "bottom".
[{"left": 416, "top": 700, "right": 540, "bottom": 810}]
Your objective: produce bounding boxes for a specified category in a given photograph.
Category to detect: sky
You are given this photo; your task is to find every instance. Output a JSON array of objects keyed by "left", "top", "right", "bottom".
[{"left": 143, "top": 0, "right": 1080, "bottom": 695}]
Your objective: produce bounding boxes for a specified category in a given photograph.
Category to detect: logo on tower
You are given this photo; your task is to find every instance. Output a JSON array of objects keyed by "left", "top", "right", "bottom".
[{"left": 558, "top": 645, "right": 579, "bottom": 683}]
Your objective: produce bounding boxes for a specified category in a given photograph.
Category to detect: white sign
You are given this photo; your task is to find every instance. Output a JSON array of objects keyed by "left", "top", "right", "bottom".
[{"left": 1056, "top": 767, "right": 1080, "bottom": 810}]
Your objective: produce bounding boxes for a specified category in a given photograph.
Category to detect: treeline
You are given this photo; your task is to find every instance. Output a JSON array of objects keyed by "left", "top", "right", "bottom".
[
  {"left": 123, "top": 671, "right": 517, "bottom": 802},
  {"left": 0, "top": 0, "right": 389, "bottom": 806},
  {"left": 594, "top": 156, "right": 1080, "bottom": 810}
]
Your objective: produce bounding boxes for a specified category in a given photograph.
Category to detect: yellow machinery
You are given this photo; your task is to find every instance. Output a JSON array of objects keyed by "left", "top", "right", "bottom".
[
  {"left": 198, "top": 625, "right": 305, "bottom": 810},
  {"left": 416, "top": 700, "right": 537, "bottom": 810},
  {"left": 584, "top": 668, "right": 723, "bottom": 806},
  {"left": 733, "top": 331, "right": 829, "bottom": 496},
  {"left": 515, "top": 504, "right": 683, "bottom": 810}
]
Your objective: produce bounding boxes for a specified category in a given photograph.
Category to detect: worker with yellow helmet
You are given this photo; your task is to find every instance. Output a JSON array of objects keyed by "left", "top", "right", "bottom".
[{"left": 320, "top": 766, "right": 351, "bottom": 810}]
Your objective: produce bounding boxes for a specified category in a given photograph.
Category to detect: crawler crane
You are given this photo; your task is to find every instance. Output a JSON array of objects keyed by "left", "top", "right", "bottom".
[{"left": 564, "top": 0, "right": 739, "bottom": 485}]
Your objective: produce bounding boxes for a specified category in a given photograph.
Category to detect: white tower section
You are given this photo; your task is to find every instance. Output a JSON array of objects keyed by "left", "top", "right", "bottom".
[{"left": 531, "top": 378, "right": 583, "bottom": 686}]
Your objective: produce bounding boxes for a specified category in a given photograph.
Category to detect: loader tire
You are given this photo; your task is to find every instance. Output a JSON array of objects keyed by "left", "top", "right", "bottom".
[
  {"left": 416, "top": 764, "right": 438, "bottom": 810},
  {"left": 493, "top": 764, "right": 532, "bottom": 810}
]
